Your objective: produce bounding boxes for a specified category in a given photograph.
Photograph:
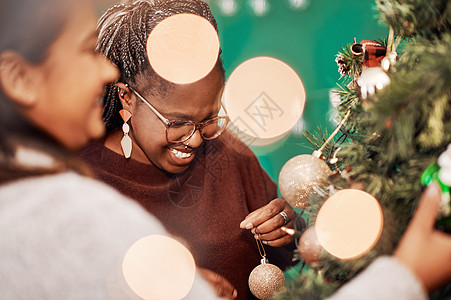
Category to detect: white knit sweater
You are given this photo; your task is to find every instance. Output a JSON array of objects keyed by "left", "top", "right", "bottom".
[
  {"left": 0, "top": 172, "right": 219, "bottom": 299},
  {"left": 326, "top": 256, "right": 427, "bottom": 300}
]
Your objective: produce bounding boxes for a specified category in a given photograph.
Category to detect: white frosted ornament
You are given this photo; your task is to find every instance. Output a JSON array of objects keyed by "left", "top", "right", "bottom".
[
  {"left": 279, "top": 154, "right": 331, "bottom": 209},
  {"left": 357, "top": 67, "right": 390, "bottom": 99},
  {"left": 248, "top": 259, "right": 286, "bottom": 300}
]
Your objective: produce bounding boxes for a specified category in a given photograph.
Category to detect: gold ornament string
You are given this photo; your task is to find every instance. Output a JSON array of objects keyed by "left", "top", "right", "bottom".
[{"left": 254, "top": 229, "right": 267, "bottom": 260}]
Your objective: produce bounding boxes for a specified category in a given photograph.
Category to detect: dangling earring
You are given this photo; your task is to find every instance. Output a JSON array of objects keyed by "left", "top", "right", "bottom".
[{"left": 119, "top": 109, "right": 132, "bottom": 159}]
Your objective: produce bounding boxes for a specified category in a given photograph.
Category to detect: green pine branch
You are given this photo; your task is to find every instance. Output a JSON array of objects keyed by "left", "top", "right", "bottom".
[{"left": 283, "top": 1, "right": 451, "bottom": 299}]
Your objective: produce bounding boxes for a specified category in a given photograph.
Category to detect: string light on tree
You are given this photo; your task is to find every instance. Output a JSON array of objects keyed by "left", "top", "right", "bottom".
[
  {"left": 249, "top": 0, "right": 270, "bottom": 17},
  {"left": 218, "top": 0, "right": 238, "bottom": 16},
  {"left": 288, "top": 0, "right": 310, "bottom": 10}
]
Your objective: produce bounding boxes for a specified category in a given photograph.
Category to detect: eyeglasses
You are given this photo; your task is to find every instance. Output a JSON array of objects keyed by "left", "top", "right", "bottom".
[{"left": 126, "top": 84, "right": 230, "bottom": 144}]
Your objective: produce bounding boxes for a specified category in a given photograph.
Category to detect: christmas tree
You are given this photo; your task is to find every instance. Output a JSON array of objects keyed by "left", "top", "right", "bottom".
[{"left": 276, "top": 0, "right": 451, "bottom": 299}]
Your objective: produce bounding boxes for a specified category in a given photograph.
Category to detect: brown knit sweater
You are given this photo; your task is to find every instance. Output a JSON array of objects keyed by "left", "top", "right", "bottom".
[{"left": 80, "top": 131, "right": 294, "bottom": 300}]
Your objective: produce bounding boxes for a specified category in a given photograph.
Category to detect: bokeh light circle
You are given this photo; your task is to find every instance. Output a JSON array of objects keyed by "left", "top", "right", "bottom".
[
  {"left": 147, "top": 13, "right": 220, "bottom": 84},
  {"left": 122, "top": 235, "right": 196, "bottom": 300},
  {"left": 223, "top": 56, "right": 306, "bottom": 144},
  {"left": 315, "top": 189, "right": 384, "bottom": 260}
]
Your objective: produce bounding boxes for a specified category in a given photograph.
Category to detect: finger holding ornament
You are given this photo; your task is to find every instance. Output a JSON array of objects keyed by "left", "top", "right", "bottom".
[
  {"left": 240, "top": 198, "right": 296, "bottom": 230},
  {"left": 258, "top": 230, "right": 295, "bottom": 247},
  {"left": 253, "top": 215, "right": 296, "bottom": 247},
  {"left": 253, "top": 221, "right": 295, "bottom": 244},
  {"left": 250, "top": 210, "right": 295, "bottom": 237},
  {"left": 252, "top": 216, "right": 294, "bottom": 237}
]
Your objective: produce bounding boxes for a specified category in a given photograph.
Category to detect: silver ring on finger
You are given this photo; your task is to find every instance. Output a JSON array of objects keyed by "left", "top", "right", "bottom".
[{"left": 279, "top": 211, "right": 289, "bottom": 226}]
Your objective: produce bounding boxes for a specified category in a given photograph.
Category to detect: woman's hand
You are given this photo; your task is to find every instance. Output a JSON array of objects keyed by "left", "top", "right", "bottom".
[
  {"left": 198, "top": 268, "right": 237, "bottom": 299},
  {"left": 394, "top": 183, "right": 451, "bottom": 292},
  {"left": 240, "top": 198, "right": 297, "bottom": 247}
]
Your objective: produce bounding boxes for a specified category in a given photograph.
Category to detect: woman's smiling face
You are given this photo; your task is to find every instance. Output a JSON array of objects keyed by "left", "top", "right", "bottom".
[
  {"left": 25, "top": 0, "right": 118, "bottom": 150},
  {"left": 125, "top": 66, "right": 225, "bottom": 174}
]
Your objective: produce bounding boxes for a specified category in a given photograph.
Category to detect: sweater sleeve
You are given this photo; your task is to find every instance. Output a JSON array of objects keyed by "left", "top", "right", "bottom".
[{"left": 326, "top": 256, "right": 427, "bottom": 300}]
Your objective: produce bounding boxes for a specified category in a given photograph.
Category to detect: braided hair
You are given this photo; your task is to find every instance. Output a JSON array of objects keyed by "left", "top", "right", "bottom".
[{"left": 97, "top": 0, "right": 224, "bottom": 132}]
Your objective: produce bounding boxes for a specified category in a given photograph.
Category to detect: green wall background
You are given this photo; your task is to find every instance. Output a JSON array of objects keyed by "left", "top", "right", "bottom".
[{"left": 209, "top": 0, "right": 387, "bottom": 184}]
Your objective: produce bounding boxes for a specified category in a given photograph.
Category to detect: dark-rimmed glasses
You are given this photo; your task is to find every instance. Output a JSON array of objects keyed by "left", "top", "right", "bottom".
[{"left": 126, "top": 84, "right": 230, "bottom": 143}]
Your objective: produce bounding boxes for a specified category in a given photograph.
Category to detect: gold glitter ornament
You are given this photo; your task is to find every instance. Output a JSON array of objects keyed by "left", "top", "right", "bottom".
[
  {"left": 279, "top": 154, "right": 331, "bottom": 209},
  {"left": 249, "top": 230, "right": 286, "bottom": 300},
  {"left": 248, "top": 259, "right": 286, "bottom": 300}
]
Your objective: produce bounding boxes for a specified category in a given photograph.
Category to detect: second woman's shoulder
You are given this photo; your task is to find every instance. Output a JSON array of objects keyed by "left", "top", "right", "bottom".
[{"left": 0, "top": 171, "right": 167, "bottom": 234}]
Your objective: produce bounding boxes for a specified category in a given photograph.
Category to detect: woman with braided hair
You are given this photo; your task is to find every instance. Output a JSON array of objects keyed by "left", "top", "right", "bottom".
[{"left": 80, "top": 0, "right": 298, "bottom": 299}]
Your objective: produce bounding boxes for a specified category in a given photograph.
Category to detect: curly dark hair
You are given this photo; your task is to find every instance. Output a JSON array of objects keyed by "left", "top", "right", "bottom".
[{"left": 97, "top": 0, "right": 225, "bottom": 132}]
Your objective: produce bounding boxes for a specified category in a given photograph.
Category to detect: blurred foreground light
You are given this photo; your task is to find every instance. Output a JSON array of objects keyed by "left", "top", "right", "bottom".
[
  {"left": 122, "top": 235, "right": 196, "bottom": 300},
  {"left": 147, "top": 13, "right": 220, "bottom": 84},
  {"left": 315, "top": 189, "right": 384, "bottom": 260},
  {"left": 223, "top": 56, "right": 306, "bottom": 146}
]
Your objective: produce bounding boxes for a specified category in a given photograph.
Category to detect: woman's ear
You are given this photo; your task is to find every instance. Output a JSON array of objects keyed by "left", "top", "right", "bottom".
[
  {"left": 0, "top": 50, "right": 40, "bottom": 107},
  {"left": 115, "top": 82, "right": 134, "bottom": 110}
]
